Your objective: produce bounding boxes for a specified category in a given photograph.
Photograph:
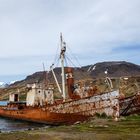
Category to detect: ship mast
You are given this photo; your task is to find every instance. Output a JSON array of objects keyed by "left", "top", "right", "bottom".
[{"left": 60, "top": 33, "right": 66, "bottom": 101}]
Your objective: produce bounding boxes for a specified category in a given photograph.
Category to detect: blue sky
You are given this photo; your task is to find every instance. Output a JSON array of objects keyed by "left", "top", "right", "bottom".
[{"left": 0, "top": 0, "right": 140, "bottom": 83}]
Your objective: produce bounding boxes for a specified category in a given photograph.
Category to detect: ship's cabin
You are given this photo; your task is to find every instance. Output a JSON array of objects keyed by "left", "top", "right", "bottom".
[
  {"left": 8, "top": 92, "right": 26, "bottom": 109},
  {"left": 26, "top": 83, "right": 54, "bottom": 107},
  {"left": 7, "top": 83, "right": 54, "bottom": 109},
  {"left": 9, "top": 93, "right": 19, "bottom": 102}
]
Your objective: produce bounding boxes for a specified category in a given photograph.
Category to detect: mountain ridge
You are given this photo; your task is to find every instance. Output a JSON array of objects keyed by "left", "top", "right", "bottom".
[{"left": 10, "top": 61, "right": 140, "bottom": 87}]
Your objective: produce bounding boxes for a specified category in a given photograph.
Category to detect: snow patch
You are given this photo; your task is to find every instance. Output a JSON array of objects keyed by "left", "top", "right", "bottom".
[
  {"left": 92, "top": 65, "right": 96, "bottom": 71},
  {"left": 10, "top": 81, "right": 16, "bottom": 84},
  {"left": 0, "top": 81, "right": 8, "bottom": 88},
  {"left": 87, "top": 65, "right": 93, "bottom": 72},
  {"left": 0, "top": 82, "right": 5, "bottom": 86},
  {"left": 87, "top": 65, "right": 96, "bottom": 72}
]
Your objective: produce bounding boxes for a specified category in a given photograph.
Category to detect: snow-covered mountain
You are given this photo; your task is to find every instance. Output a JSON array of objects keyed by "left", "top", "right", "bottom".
[
  {"left": 0, "top": 81, "right": 16, "bottom": 88},
  {"left": 0, "top": 82, "right": 8, "bottom": 88}
]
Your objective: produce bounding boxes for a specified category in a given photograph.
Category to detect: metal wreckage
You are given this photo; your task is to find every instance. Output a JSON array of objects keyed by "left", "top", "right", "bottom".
[{"left": 0, "top": 34, "right": 140, "bottom": 125}]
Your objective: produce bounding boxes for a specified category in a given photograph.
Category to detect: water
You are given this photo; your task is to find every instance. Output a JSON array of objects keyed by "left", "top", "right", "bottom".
[
  {"left": 0, "top": 117, "right": 48, "bottom": 132},
  {"left": 0, "top": 101, "right": 48, "bottom": 132},
  {"left": 0, "top": 101, "right": 8, "bottom": 106}
]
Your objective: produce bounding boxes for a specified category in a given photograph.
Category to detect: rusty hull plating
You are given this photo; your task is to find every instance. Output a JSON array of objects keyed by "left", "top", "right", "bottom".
[
  {"left": 120, "top": 93, "right": 140, "bottom": 116},
  {"left": 0, "top": 106, "right": 88, "bottom": 125},
  {"left": 0, "top": 89, "right": 119, "bottom": 125}
]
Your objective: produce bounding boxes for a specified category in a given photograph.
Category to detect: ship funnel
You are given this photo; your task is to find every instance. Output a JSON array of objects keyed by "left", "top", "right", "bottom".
[{"left": 66, "top": 67, "right": 75, "bottom": 99}]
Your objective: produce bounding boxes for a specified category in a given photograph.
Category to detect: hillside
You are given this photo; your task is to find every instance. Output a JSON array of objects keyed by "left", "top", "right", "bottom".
[
  {"left": 0, "top": 61, "right": 140, "bottom": 100},
  {"left": 11, "top": 61, "right": 140, "bottom": 87},
  {"left": 86, "top": 61, "right": 140, "bottom": 78}
]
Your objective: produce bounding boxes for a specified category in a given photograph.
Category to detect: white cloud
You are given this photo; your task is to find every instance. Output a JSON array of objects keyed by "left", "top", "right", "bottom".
[{"left": 0, "top": 0, "right": 139, "bottom": 80}]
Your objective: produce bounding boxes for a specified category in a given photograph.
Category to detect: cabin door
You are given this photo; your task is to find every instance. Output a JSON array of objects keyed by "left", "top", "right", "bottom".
[{"left": 14, "top": 94, "right": 18, "bottom": 102}]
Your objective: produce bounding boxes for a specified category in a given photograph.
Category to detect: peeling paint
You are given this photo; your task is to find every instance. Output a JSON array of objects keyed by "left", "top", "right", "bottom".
[{"left": 46, "top": 90, "right": 119, "bottom": 117}]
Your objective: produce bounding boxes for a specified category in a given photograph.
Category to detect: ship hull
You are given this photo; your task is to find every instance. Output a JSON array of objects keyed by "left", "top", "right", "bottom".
[
  {"left": 0, "top": 107, "right": 88, "bottom": 125},
  {"left": 0, "top": 90, "right": 119, "bottom": 124}
]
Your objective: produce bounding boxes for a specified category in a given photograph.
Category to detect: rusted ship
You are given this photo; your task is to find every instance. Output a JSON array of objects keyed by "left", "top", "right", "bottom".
[
  {"left": 0, "top": 34, "right": 121, "bottom": 124},
  {"left": 120, "top": 92, "right": 140, "bottom": 116}
]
